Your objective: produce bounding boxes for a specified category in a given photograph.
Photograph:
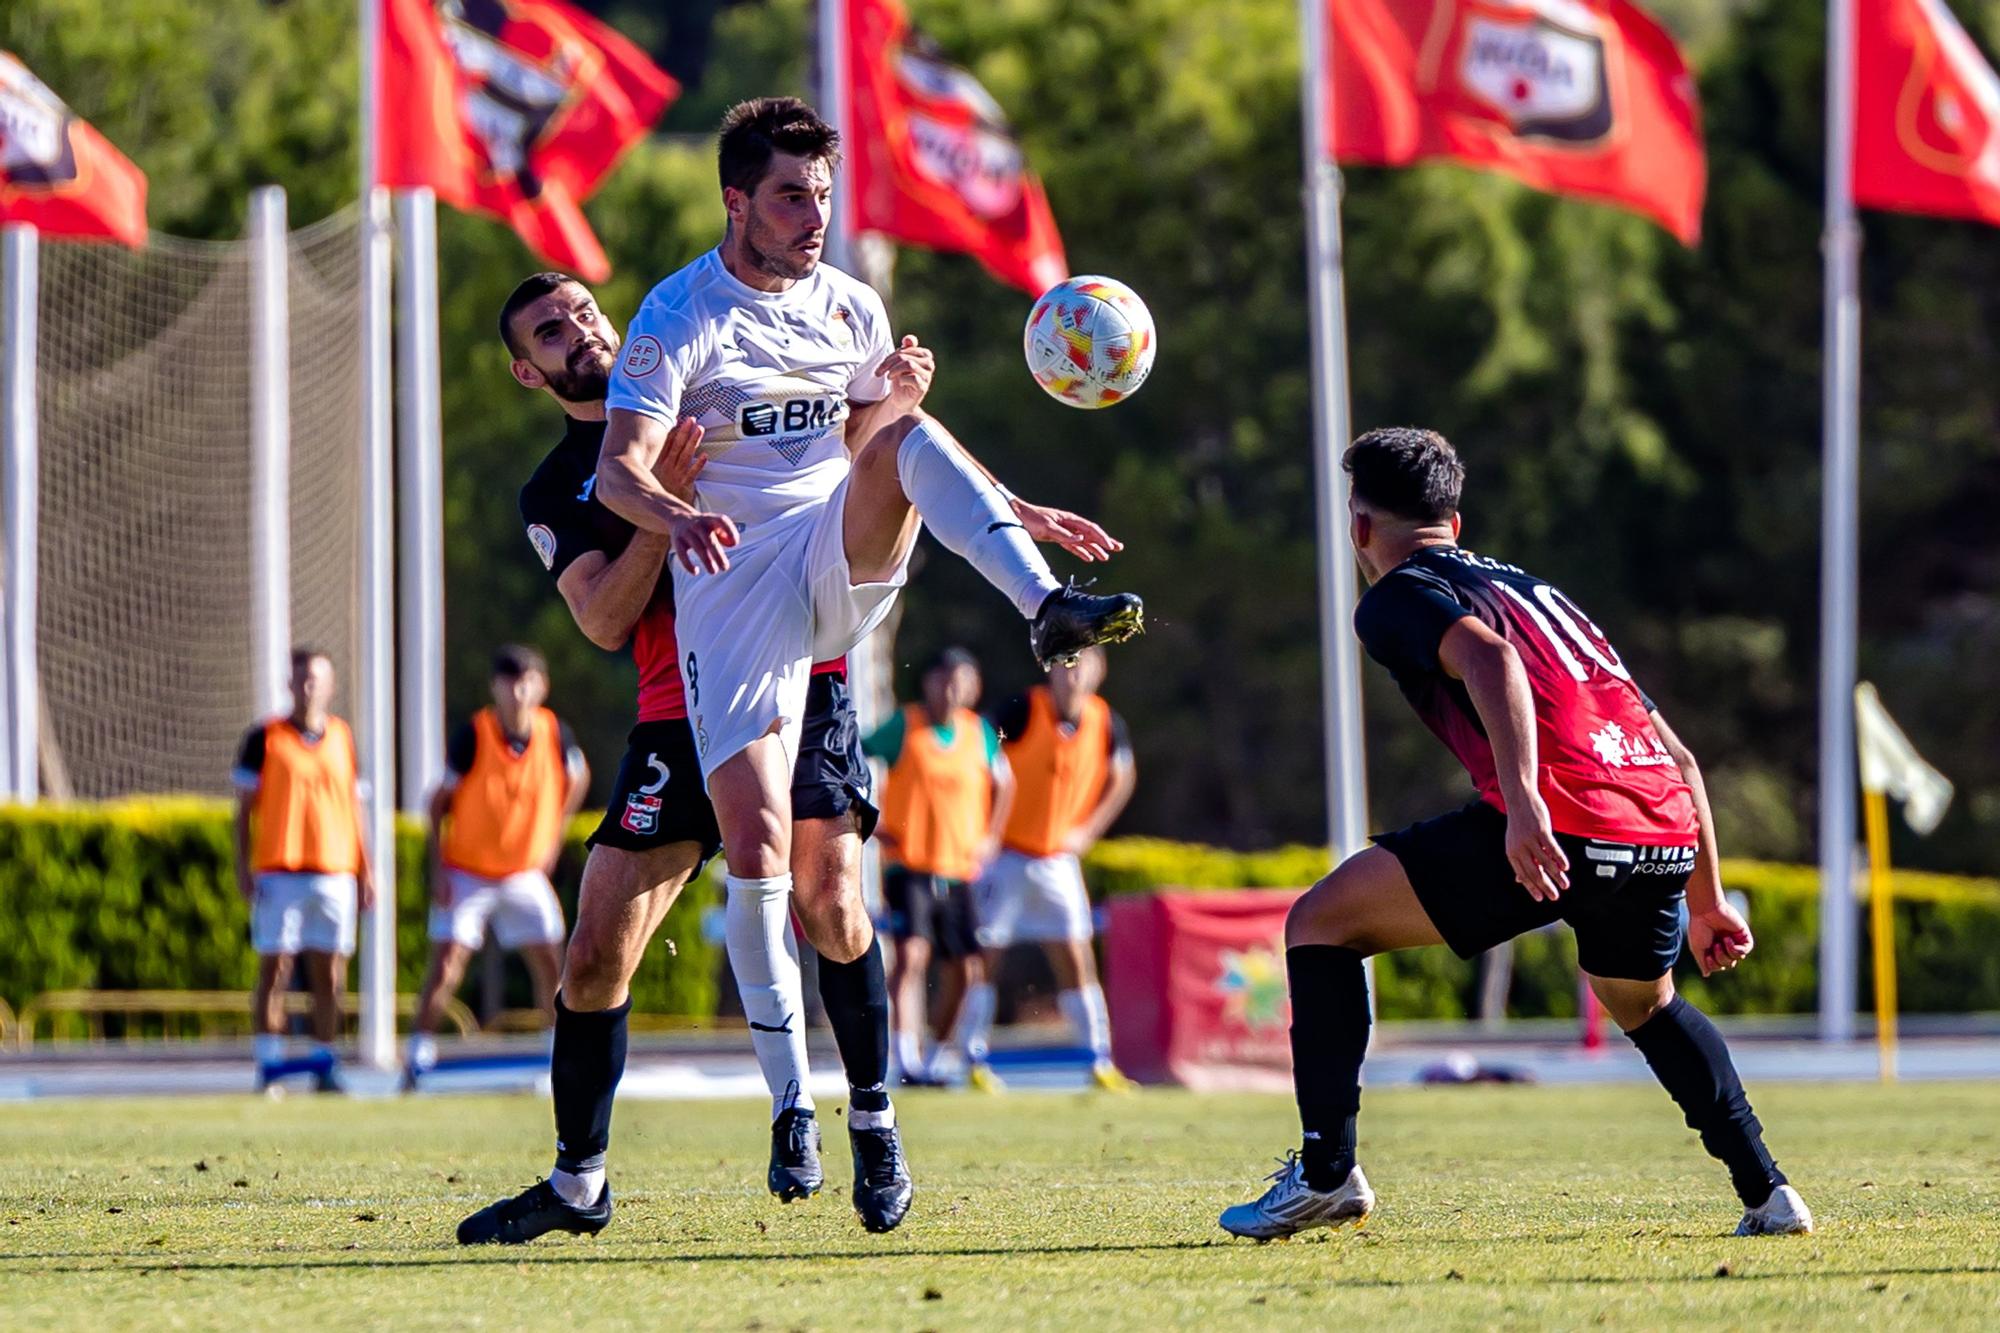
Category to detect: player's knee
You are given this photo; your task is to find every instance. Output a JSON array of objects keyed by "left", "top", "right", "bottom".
[
  {"left": 1285, "top": 871, "right": 1370, "bottom": 952},
  {"left": 561, "top": 932, "right": 629, "bottom": 1007},
  {"left": 1594, "top": 973, "right": 1676, "bottom": 1032}
]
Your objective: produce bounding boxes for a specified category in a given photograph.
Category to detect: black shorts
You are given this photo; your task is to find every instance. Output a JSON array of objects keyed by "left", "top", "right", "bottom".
[
  {"left": 792, "top": 672, "right": 879, "bottom": 841},
  {"left": 588, "top": 674, "right": 878, "bottom": 862},
  {"left": 882, "top": 868, "right": 981, "bottom": 961},
  {"left": 1374, "top": 800, "right": 1694, "bottom": 982},
  {"left": 589, "top": 718, "right": 723, "bottom": 862}
]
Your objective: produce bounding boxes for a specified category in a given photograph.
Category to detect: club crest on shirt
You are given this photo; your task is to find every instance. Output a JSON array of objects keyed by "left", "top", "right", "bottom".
[
  {"left": 526, "top": 523, "right": 557, "bottom": 570},
  {"left": 829, "top": 306, "right": 855, "bottom": 349},
  {"left": 621, "top": 791, "right": 661, "bottom": 835},
  {"left": 624, "top": 335, "right": 663, "bottom": 377}
]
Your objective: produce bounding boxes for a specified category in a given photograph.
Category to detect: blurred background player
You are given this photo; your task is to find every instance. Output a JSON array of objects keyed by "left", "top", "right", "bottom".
[
  {"left": 405, "top": 645, "right": 590, "bottom": 1087},
  {"left": 866, "top": 647, "right": 1011, "bottom": 1087},
  {"left": 231, "top": 646, "right": 376, "bottom": 1092},
  {"left": 461, "top": 272, "right": 909, "bottom": 1246},
  {"left": 952, "top": 646, "right": 1137, "bottom": 1092}
]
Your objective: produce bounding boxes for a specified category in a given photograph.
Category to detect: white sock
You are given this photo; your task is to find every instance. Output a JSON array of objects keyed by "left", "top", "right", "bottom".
[
  {"left": 407, "top": 1033, "right": 438, "bottom": 1069},
  {"left": 952, "top": 981, "right": 998, "bottom": 1064},
  {"left": 893, "top": 1030, "right": 924, "bottom": 1076},
  {"left": 253, "top": 1034, "right": 286, "bottom": 1066},
  {"left": 548, "top": 1166, "right": 604, "bottom": 1208},
  {"left": 850, "top": 1103, "right": 897, "bottom": 1132},
  {"left": 896, "top": 420, "right": 1061, "bottom": 619},
  {"left": 1059, "top": 985, "right": 1113, "bottom": 1062},
  {"left": 724, "top": 873, "right": 816, "bottom": 1118}
]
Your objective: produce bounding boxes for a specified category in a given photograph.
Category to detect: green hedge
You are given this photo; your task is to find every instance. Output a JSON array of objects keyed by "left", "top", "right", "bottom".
[
  {"left": 1081, "top": 840, "right": 2000, "bottom": 1021},
  {"left": 0, "top": 800, "right": 719, "bottom": 1019},
  {"left": 2, "top": 802, "right": 1994, "bottom": 1025}
]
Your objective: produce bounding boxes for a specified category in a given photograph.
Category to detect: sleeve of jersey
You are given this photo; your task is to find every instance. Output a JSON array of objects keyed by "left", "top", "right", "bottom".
[
  {"left": 845, "top": 287, "right": 896, "bottom": 405},
  {"left": 981, "top": 719, "right": 1004, "bottom": 765},
  {"left": 444, "top": 722, "right": 479, "bottom": 777},
  {"left": 604, "top": 302, "right": 692, "bottom": 425},
  {"left": 231, "top": 726, "right": 265, "bottom": 790},
  {"left": 862, "top": 711, "right": 905, "bottom": 766},
  {"left": 519, "top": 479, "right": 604, "bottom": 583},
  {"left": 1353, "top": 571, "right": 1472, "bottom": 676}
]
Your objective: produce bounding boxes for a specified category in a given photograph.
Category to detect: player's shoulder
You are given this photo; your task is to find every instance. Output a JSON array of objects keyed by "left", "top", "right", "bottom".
[{"left": 630, "top": 251, "right": 734, "bottom": 332}]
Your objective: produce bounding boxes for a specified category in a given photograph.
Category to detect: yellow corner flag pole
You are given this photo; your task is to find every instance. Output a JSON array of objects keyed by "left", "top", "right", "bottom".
[{"left": 1861, "top": 787, "right": 1897, "bottom": 1083}]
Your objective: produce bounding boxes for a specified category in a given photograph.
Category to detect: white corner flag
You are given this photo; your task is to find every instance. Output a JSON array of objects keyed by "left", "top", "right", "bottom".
[{"left": 1855, "top": 682, "right": 1953, "bottom": 835}]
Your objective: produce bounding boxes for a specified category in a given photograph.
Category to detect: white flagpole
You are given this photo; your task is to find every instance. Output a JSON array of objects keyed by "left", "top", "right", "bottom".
[
  {"left": 1298, "top": 0, "right": 1369, "bottom": 862},
  {"left": 1, "top": 223, "right": 39, "bottom": 802},
  {"left": 1818, "top": 0, "right": 1862, "bottom": 1044},
  {"left": 394, "top": 187, "right": 446, "bottom": 816},
  {"left": 358, "top": 0, "right": 401, "bottom": 1070},
  {"left": 249, "top": 187, "right": 293, "bottom": 715}
]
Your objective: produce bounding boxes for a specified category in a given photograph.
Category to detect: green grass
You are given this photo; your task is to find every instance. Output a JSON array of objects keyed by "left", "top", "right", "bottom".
[{"left": 2, "top": 1082, "right": 1997, "bottom": 1329}]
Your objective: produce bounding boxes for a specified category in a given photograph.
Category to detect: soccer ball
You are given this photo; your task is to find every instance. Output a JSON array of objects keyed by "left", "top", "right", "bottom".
[{"left": 1023, "top": 275, "right": 1157, "bottom": 409}]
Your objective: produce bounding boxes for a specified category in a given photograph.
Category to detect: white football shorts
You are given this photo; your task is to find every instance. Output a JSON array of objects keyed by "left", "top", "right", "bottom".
[
  {"left": 429, "top": 868, "right": 566, "bottom": 951},
  {"left": 675, "top": 473, "right": 915, "bottom": 783},
  {"left": 976, "top": 850, "right": 1095, "bottom": 947},
  {"left": 251, "top": 871, "right": 358, "bottom": 957}
]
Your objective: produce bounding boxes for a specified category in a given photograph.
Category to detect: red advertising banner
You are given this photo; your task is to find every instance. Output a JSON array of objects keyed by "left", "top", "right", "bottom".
[
  {"left": 1854, "top": 0, "right": 2000, "bottom": 227},
  {"left": 1107, "top": 889, "right": 1302, "bottom": 1091}
]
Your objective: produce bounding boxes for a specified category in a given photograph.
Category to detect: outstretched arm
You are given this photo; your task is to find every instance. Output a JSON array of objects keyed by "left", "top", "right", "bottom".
[
  {"left": 596, "top": 411, "right": 738, "bottom": 573},
  {"left": 1437, "top": 616, "right": 1571, "bottom": 901},
  {"left": 1651, "top": 709, "right": 1750, "bottom": 975}
]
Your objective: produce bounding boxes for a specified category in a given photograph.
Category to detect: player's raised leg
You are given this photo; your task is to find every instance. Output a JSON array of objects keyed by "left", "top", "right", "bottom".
[
  {"left": 711, "top": 736, "right": 825, "bottom": 1201},
  {"left": 1219, "top": 846, "right": 1441, "bottom": 1240},
  {"left": 457, "top": 840, "right": 701, "bottom": 1244},
  {"left": 841, "top": 412, "right": 1143, "bottom": 668},
  {"left": 1590, "top": 971, "right": 1811, "bottom": 1235}
]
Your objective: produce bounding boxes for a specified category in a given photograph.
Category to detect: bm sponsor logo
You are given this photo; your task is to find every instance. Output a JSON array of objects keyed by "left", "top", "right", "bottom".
[{"left": 740, "top": 395, "right": 846, "bottom": 438}]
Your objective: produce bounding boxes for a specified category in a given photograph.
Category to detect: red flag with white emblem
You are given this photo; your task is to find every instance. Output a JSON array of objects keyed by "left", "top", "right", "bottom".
[
  {"left": 1854, "top": 0, "right": 2000, "bottom": 226},
  {"left": 1325, "top": 0, "right": 1705, "bottom": 243},
  {"left": 843, "top": 0, "right": 1068, "bottom": 293},
  {"left": 375, "top": 0, "right": 677, "bottom": 281},
  {"left": 0, "top": 52, "right": 147, "bottom": 247}
]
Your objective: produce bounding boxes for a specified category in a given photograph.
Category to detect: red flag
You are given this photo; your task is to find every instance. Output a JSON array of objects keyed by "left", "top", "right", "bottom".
[
  {"left": 376, "top": 0, "right": 677, "bottom": 281},
  {"left": 1854, "top": 0, "right": 2000, "bottom": 226},
  {"left": 1326, "top": 0, "right": 1705, "bottom": 243},
  {"left": 843, "top": 0, "right": 1068, "bottom": 294},
  {"left": 0, "top": 52, "right": 147, "bottom": 247}
]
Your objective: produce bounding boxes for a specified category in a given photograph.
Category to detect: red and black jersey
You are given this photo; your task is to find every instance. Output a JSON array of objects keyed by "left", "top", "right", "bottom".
[
  {"left": 518, "top": 417, "right": 842, "bottom": 723},
  {"left": 1354, "top": 545, "right": 1696, "bottom": 846}
]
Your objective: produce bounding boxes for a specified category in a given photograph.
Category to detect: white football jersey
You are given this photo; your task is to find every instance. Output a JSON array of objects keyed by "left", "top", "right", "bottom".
[{"left": 606, "top": 249, "right": 895, "bottom": 532}]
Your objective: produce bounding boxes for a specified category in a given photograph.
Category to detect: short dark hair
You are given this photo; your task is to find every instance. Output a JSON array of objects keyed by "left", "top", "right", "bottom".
[
  {"left": 498, "top": 271, "right": 583, "bottom": 359},
  {"left": 493, "top": 644, "right": 548, "bottom": 680},
  {"left": 717, "top": 97, "right": 840, "bottom": 196},
  {"left": 1343, "top": 427, "right": 1465, "bottom": 523},
  {"left": 924, "top": 645, "right": 979, "bottom": 677},
  {"left": 290, "top": 644, "right": 332, "bottom": 672}
]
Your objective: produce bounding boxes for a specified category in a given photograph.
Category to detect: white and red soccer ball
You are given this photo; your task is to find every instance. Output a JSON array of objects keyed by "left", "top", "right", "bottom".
[{"left": 1023, "top": 275, "right": 1156, "bottom": 409}]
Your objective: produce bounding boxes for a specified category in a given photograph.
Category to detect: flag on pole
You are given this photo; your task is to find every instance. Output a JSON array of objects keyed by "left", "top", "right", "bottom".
[
  {"left": 1854, "top": 682, "right": 1954, "bottom": 834},
  {"left": 842, "top": 0, "right": 1068, "bottom": 294},
  {"left": 374, "top": 0, "right": 677, "bottom": 281},
  {"left": 1323, "top": 0, "right": 1706, "bottom": 243},
  {"left": 1853, "top": 0, "right": 2000, "bottom": 226},
  {"left": 0, "top": 52, "right": 147, "bottom": 247}
]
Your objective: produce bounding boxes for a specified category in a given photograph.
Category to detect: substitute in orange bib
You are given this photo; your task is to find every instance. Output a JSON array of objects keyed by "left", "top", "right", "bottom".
[
  {"left": 232, "top": 646, "right": 376, "bottom": 1092},
  {"left": 406, "top": 646, "right": 591, "bottom": 1086},
  {"left": 953, "top": 646, "right": 1137, "bottom": 1092},
  {"left": 865, "top": 647, "right": 1012, "bottom": 1087}
]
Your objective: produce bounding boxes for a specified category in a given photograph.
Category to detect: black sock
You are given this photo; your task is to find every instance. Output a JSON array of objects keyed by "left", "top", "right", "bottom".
[
  {"left": 1288, "top": 944, "right": 1369, "bottom": 1191},
  {"left": 1626, "top": 995, "right": 1786, "bottom": 1207},
  {"left": 550, "top": 991, "right": 630, "bottom": 1176},
  {"left": 818, "top": 937, "right": 892, "bottom": 1114}
]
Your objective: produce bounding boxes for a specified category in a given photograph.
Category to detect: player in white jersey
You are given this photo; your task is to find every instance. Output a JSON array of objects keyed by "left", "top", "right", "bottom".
[{"left": 594, "top": 99, "right": 1143, "bottom": 1198}]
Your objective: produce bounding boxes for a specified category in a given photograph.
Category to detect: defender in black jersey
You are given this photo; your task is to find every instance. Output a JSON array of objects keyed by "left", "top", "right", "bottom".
[
  {"left": 1220, "top": 427, "right": 1810, "bottom": 1242},
  {"left": 458, "top": 274, "right": 910, "bottom": 1248}
]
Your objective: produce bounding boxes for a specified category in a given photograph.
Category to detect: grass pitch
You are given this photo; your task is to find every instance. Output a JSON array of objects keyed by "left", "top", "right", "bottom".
[{"left": 2, "top": 1081, "right": 1997, "bottom": 1330}]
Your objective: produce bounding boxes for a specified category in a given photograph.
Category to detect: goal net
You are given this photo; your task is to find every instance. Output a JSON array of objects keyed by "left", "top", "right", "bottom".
[{"left": 29, "top": 209, "right": 363, "bottom": 800}]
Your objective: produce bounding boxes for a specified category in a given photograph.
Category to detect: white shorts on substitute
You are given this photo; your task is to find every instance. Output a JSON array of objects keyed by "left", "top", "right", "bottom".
[
  {"left": 675, "top": 473, "right": 914, "bottom": 782},
  {"left": 251, "top": 872, "right": 357, "bottom": 957},
  {"left": 429, "top": 868, "right": 566, "bottom": 951},
  {"left": 976, "top": 850, "right": 1094, "bottom": 947}
]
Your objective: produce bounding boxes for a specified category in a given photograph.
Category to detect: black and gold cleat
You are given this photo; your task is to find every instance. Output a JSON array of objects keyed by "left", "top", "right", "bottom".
[
  {"left": 456, "top": 1180, "right": 612, "bottom": 1245},
  {"left": 1029, "top": 580, "right": 1144, "bottom": 670}
]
